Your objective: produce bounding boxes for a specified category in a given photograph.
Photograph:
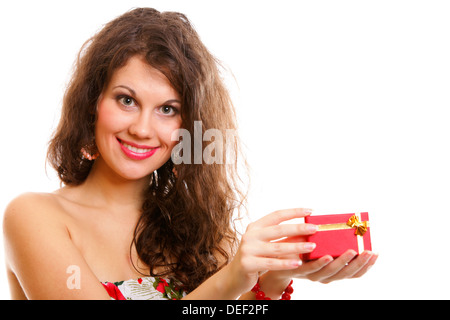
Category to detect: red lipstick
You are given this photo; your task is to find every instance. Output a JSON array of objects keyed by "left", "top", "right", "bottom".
[{"left": 117, "top": 138, "right": 159, "bottom": 160}]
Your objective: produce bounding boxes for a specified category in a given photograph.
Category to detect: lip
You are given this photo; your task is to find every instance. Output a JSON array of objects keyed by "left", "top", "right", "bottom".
[{"left": 117, "top": 138, "right": 159, "bottom": 160}]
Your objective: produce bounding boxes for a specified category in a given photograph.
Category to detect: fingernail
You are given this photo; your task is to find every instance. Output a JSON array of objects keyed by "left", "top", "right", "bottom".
[
  {"left": 304, "top": 208, "right": 313, "bottom": 215},
  {"left": 307, "top": 224, "right": 318, "bottom": 233},
  {"left": 346, "top": 250, "right": 357, "bottom": 259},
  {"left": 291, "top": 260, "right": 303, "bottom": 267},
  {"left": 319, "top": 255, "right": 333, "bottom": 265},
  {"left": 304, "top": 242, "right": 316, "bottom": 251}
]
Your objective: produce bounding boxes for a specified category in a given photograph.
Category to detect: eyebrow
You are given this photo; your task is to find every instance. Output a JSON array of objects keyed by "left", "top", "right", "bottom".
[
  {"left": 112, "top": 85, "right": 181, "bottom": 105},
  {"left": 164, "top": 99, "right": 182, "bottom": 105},
  {"left": 113, "top": 85, "right": 136, "bottom": 97}
]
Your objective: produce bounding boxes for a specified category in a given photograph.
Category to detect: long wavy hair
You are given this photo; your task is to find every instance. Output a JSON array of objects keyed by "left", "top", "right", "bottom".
[{"left": 47, "top": 8, "right": 247, "bottom": 292}]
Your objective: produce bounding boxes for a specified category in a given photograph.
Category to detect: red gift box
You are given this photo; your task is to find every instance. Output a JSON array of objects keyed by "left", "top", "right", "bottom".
[{"left": 303, "top": 212, "right": 372, "bottom": 261}]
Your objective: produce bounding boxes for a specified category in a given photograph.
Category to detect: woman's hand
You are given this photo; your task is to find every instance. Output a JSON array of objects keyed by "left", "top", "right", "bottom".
[
  {"left": 225, "top": 208, "right": 318, "bottom": 296},
  {"left": 244, "top": 250, "right": 378, "bottom": 299},
  {"left": 188, "top": 208, "right": 378, "bottom": 300},
  {"left": 301, "top": 250, "right": 378, "bottom": 283},
  {"left": 269, "top": 249, "right": 378, "bottom": 284}
]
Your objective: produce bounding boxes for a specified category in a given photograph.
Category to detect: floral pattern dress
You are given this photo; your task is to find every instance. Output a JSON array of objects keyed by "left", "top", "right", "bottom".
[{"left": 101, "top": 276, "right": 187, "bottom": 300}]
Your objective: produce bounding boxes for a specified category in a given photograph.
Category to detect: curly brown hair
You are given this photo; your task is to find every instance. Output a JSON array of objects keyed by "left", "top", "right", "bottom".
[{"left": 47, "top": 8, "right": 247, "bottom": 292}]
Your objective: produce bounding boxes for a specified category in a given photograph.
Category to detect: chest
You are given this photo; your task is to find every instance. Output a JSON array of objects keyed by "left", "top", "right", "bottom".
[{"left": 67, "top": 210, "right": 149, "bottom": 282}]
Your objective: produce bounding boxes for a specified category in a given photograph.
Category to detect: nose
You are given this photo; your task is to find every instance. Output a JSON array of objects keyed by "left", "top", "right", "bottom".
[{"left": 128, "top": 112, "right": 155, "bottom": 140}]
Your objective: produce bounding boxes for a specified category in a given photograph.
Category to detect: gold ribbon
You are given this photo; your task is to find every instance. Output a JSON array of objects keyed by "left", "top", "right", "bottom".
[
  {"left": 316, "top": 213, "right": 369, "bottom": 254},
  {"left": 346, "top": 214, "right": 368, "bottom": 236}
]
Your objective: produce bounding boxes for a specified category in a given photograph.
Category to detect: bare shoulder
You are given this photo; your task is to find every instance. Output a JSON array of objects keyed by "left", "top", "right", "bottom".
[
  {"left": 4, "top": 192, "right": 64, "bottom": 230},
  {"left": 5, "top": 190, "right": 62, "bottom": 210},
  {"left": 3, "top": 192, "right": 71, "bottom": 272},
  {"left": 3, "top": 192, "right": 109, "bottom": 299},
  {"left": 4, "top": 191, "right": 65, "bottom": 214},
  {"left": 3, "top": 192, "right": 67, "bottom": 239}
]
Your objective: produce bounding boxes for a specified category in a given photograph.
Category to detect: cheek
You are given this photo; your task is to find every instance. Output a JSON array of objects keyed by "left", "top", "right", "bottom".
[
  {"left": 95, "top": 101, "right": 126, "bottom": 137},
  {"left": 158, "top": 119, "right": 182, "bottom": 149}
]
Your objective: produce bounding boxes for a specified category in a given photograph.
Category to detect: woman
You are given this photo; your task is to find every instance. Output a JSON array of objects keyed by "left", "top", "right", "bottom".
[{"left": 3, "top": 8, "right": 377, "bottom": 300}]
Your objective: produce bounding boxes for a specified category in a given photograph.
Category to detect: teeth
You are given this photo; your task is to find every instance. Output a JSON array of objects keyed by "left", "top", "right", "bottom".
[{"left": 122, "top": 141, "right": 153, "bottom": 153}]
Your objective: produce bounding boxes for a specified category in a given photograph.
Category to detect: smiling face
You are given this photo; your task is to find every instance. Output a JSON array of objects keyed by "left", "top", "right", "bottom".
[{"left": 94, "top": 55, "right": 182, "bottom": 182}]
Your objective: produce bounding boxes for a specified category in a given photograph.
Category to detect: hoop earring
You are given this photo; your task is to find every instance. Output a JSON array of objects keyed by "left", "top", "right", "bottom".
[{"left": 81, "top": 147, "right": 99, "bottom": 161}]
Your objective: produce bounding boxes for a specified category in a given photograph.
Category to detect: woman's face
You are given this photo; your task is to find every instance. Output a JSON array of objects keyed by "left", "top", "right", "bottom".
[{"left": 95, "top": 55, "right": 182, "bottom": 181}]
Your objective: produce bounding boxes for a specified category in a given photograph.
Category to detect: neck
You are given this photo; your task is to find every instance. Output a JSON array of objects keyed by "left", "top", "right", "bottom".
[{"left": 78, "top": 158, "right": 150, "bottom": 214}]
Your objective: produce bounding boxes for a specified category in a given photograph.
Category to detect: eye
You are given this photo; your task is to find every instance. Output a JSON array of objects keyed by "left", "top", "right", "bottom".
[
  {"left": 117, "top": 95, "right": 137, "bottom": 108},
  {"left": 158, "top": 105, "right": 178, "bottom": 116}
]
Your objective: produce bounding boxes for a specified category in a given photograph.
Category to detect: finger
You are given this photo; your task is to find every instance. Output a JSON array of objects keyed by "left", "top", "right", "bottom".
[
  {"left": 272, "top": 235, "right": 309, "bottom": 244},
  {"left": 307, "top": 250, "right": 357, "bottom": 282},
  {"left": 321, "top": 251, "right": 374, "bottom": 283},
  {"left": 351, "top": 252, "right": 378, "bottom": 278},
  {"left": 250, "top": 208, "right": 313, "bottom": 229},
  {"left": 296, "top": 255, "right": 334, "bottom": 275},
  {"left": 242, "top": 256, "right": 302, "bottom": 273},
  {"left": 259, "top": 223, "right": 318, "bottom": 241},
  {"left": 251, "top": 241, "right": 316, "bottom": 257}
]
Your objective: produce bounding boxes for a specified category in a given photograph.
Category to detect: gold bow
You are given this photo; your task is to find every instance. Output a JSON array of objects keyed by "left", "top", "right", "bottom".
[{"left": 346, "top": 214, "right": 368, "bottom": 236}]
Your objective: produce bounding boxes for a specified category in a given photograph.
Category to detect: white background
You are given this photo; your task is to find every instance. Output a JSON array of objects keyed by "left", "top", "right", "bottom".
[{"left": 1, "top": 0, "right": 449, "bottom": 300}]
